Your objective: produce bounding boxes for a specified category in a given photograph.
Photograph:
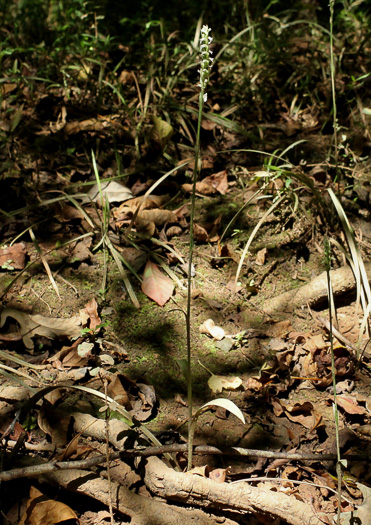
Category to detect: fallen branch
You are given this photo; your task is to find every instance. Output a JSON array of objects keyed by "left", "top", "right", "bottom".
[{"left": 2, "top": 442, "right": 368, "bottom": 482}]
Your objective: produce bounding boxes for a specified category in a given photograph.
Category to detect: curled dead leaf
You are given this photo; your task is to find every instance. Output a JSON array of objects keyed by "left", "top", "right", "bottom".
[{"left": 199, "top": 319, "right": 225, "bottom": 340}]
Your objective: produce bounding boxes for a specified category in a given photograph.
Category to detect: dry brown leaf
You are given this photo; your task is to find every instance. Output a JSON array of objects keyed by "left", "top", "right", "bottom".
[
  {"left": 331, "top": 394, "right": 367, "bottom": 415},
  {"left": 80, "top": 297, "right": 101, "bottom": 331},
  {"left": 208, "top": 374, "right": 243, "bottom": 394},
  {"left": 37, "top": 403, "right": 71, "bottom": 446},
  {"left": 0, "top": 243, "right": 27, "bottom": 270},
  {"left": 189, "top": 465, "right": 209, "bottom": 477},
  {"left": 255, "top": 247, "right": 268, "bottom": 266},
  {"left": 209, "top": 467, "right": 229, "bottom": 483},
  {"left": 107, "top": 373, "right": 157, "bottom": 422},
  {"left": 199, "top": 319, "right": 225, "bottom": 340},
  {"left": 19, "top": 486, "right": 78, "bottom": 525},
  {"left": 0, "top": 309, "right": 83, "bottom": 350},
  {"left": 303, "top": 334, "right": 328, "bottom": 352},
  {"left": 201, "top": 170, "right": 229, "bottom": 195},
  {"left": 141, "top": 260, "right": 174, "bottom": 306},
  {"left": 266, "top": 320, "right": 292, "bottom": 338},
  {"left": 194, "top": 223, "right": 208, "bottom": 243},
  {"left": 84, "top": 181, "right": 132, "bottom": 205},
  {"left": 272, "top": 399, "right": 318, "bottom": 429},
  {"left": 138, "top": 208, "right": 176, "bottom": 226}
]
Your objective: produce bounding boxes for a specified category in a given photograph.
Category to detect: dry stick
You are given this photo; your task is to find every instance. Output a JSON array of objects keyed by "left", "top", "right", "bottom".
[{"left": 1, "top": 444, "right": 368, "bottom": 482}]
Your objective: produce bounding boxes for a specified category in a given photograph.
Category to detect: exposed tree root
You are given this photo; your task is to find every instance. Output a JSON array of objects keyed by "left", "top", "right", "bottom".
[
  {"left": 42, "top": 468, "right": 232, "bottom": 525},
  {"left": 143, "top": 456, "right": 323, "bottom": 525},
  {"left": 263, "top": 262, "right": 371, "bottom": 315}
]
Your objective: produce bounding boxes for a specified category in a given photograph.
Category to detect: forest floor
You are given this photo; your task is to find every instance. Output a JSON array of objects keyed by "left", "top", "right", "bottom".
[{"left": 1, "top": 25, "right": 371, "bottom": 525}]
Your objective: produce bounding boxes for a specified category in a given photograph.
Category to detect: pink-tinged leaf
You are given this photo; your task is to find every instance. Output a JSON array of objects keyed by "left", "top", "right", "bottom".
[{"left": 141, "top": 260, "right": 174, "bottom": 306}]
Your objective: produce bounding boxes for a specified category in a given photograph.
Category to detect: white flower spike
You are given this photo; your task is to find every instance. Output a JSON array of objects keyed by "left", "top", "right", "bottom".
[{"left": 199, "top": 25, "right": 213, "bottom": 99}]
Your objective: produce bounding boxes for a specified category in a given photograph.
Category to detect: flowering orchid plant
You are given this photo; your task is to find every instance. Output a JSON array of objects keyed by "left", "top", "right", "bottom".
[
  {"left": 198, "top": 25, "right": 214, "bottom": 102},
  {"left": 185, "top": 25, "right": 214, "bottom": 470}
]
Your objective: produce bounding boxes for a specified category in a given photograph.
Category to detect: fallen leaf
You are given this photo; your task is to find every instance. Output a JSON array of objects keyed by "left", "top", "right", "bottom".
[
  {"left": 19, "top": 486, "right": 78, "bottom": 525},
  {"left": 200, "top": 398, "right": 245, "bottom": 424},
  {"left": 272, "top": 398, "right": 318, "bottom": 429},
  {"left": 150, "top": 115, "right": 173, "bottom": 150},
  {"left": 199, "top": 319, "right": 225, "bottom": 340},
  {"left": 141, "top": 260, "right": 174, "bottom": 306},
  {"left": 37, "top": 403, "right": 71, "bottom": 446},
  {"left": 208, "top": 374, "right": 243, "bottom": 394},
  {"left": 84, "top": 181, "right": 132, "bottom": 205},
  {"left": 0, "top": 243, "right": 27, "bottom": 270},
  {"left": 201, "top": 170, "right": 229, "bottom": 195},
  {"left": 80, "top": 297, "right": 101, "bottom": 331},
  {"left": 209, "top": 467, "right": 229, "bottom": 483},
  {"left": 339, "top": 483, "right": 371, "bottom": 524},
  {"left": 189, "top": 465, "right": 209, "bottom": 477},
  {"left": 331, "top": 394, "right": 367, "bottom": 415},
  {"left": 194, "top": 223, "right": 208, "bottom": 243},
  {"left": 0, "top": 309, "right": 83, "bottom": 350},
  {"left": 255, "top": 247, "right": 267, "bottom": 266}
]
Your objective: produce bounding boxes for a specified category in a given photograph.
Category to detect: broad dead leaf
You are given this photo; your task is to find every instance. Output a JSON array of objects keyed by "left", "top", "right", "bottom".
[
  {"left": 0, "top": 309, "right": 83, "bottom": 350},
  {"left": 271, "top": 399, "right": 319, "bottom": 429},
  {"left": 19, "top": 486, "right": 78, "bottom": 525},
  {"left": 200, "top": 398, "right": 245, "bottom": 424},
  {"left": 86, "top": 180, "right": 132, "bottom": 205},
  {"left": 208, "top": 374, "right": 243, "bottom": 394},
  {"left": 331, "top": 394, "right": 367, "bottom": 415},
  {"left": 339, "top": 483, "right": 371, "bottom": 524},
  {"left": 141, "top": 260, "right": 174, "bottom": 306}
]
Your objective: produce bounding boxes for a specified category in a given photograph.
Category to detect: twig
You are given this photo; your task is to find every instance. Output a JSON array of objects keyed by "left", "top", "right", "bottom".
[
  {"left": 231, "top": 477, "right": 354, "bottom": 505},
  {"left": 1, "top": 444, "right": 368, "bottom": 482}
]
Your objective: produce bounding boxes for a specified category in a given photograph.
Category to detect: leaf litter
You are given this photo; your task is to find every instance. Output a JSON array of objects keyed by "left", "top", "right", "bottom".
[{"left": 1, "top": 14, "right": 371, "bottom": 525}]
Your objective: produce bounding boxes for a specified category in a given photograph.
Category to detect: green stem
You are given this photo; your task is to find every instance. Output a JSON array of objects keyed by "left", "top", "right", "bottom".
[
  {"left": 186, "top": 88, "right": 204, "bottom": 471},
  {"left": 329, "top": 0, "right": 339, "bottom": 177},
  {"left": 325, "top": 238, "right": 342, "bottom": 524}
]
